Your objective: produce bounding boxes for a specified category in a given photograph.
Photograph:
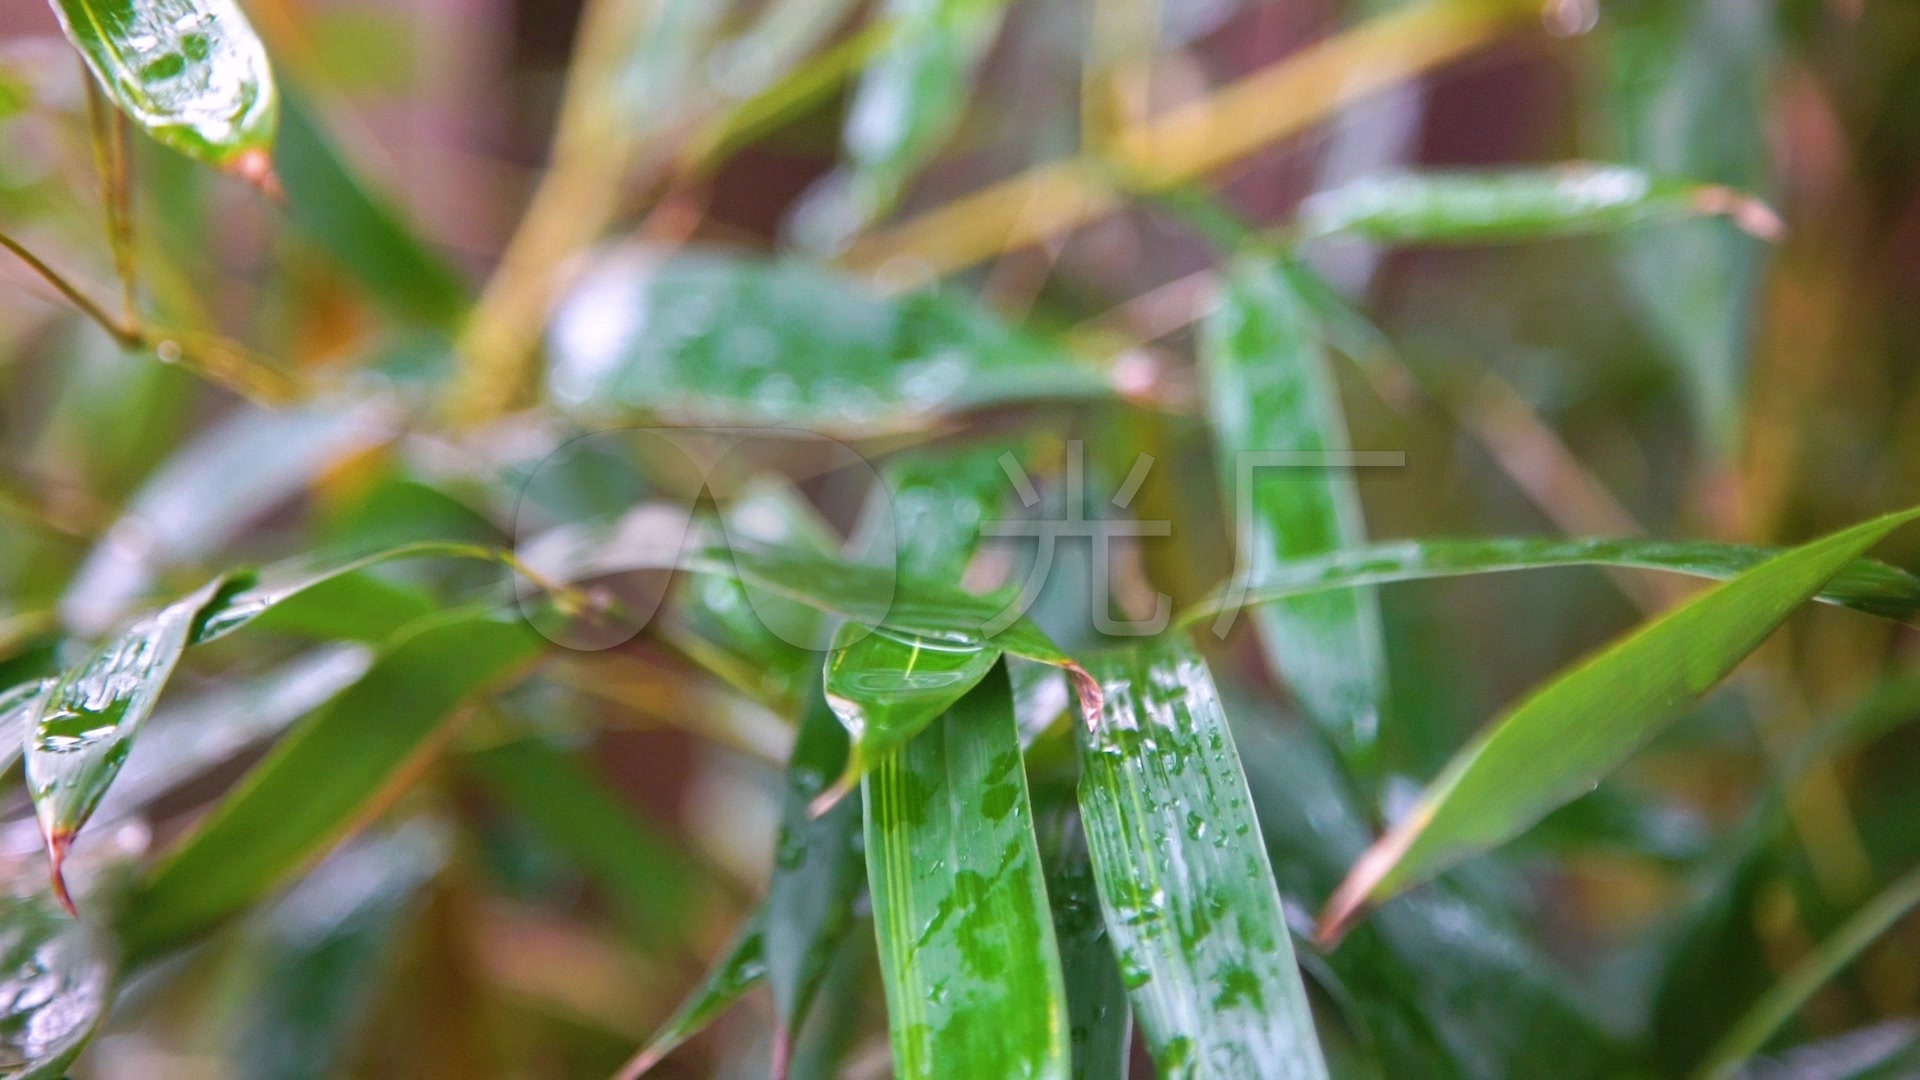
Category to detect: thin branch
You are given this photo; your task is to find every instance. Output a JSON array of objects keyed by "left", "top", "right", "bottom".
[
  {"left": 0, "top": 229, "right": 139, "bottom": 347},
  {"left": 81, "top": 70, "right": 139, "bottom": 329}
]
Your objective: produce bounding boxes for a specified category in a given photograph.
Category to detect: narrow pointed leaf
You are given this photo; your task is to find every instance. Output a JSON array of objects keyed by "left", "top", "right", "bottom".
[
  {"left": 547, "top": 249, "right": 1115, "bottom": 432},
  {"left": 1321, "top": 507, "right": 1920, "bottom": 941},
  {"left": 1075, "top": 636, "right": 1328, "bottom": 1078},
  {"left": 822, "top": 621, "right": 999, "bottom": 804},
  {"left": 1033, "top": 763, "right": 1132, "bottom": 1079},
  {"left": 278, "top": 88, "right": 469, "bottom": 331},
  {"left": 864, "top": 663, "right": 1069, "bottom": 1079},
  {"left": 619, "top": 916, "right": 767, "bottom": 1078},
  {"left": 763, "top": 685, "right": 865, "bottom": 1064},
  {"left": 1180, "top": 535, "right": 1920, "bottom": 628},
  {"left": 0, "top": 678, "right": 54, "bottom": 779},
  {"left": 833, "top": 0, "right": 1012, "bottom": 225},
  {"left": 117, "top": 606, "right": 544, "bottom": 960},
  {"left": 0, "top": 889, "right": 114, "bottom": 1078},
  {"left": 51, "top": 0, "right": 279, "bottom": 175},
  {"left": 27, "top": 571, "right": 243, "bottom": 908},
  {"left": 1203, "top": 254, "right": 1387, "bottom": 771},
  {"left": 1296, "top": 166, "right": 1779, "bottom": 245},
  {"left": 1698, "top": 864, "right": 1920, "bottom": 1079}
]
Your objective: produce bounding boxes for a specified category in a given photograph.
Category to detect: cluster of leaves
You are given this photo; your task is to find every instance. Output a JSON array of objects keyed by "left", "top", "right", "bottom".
[{"left": 0, "top": 0, "right": 1917, "bottom": 1078}]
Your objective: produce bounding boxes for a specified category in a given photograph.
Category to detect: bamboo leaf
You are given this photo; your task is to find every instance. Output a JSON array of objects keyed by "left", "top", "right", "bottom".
[
  {"left": 1296, "top": 166, "right": 1779, "bottom": 245},
  {"left": 1033, "top": 756, "right": 1133, "bottom": 1079},
  {"left": 1698, "top": 865, "right": 1920, "bottom": 1079},
  {"left": 27, "top": 571, "right": 244, "bottom": 910},
  {"left": 277, "top": 87, "right": 469, "bottom": 331},
  {"left": 763, "top": 684, "right": 865, "bottom": 1068},
  {"left": 1181, "top": 536, "right": 1920, "bottom": 629},
  {"left": 50, "top": 0, "right": 279, "bottom": 180},
  {"left": 116, "top": 606, "right": 544, "bottom": 960},
  {"left": 618, "top": 915, "right": 767, "bottom": 1079},
  {"left": 1203, "top": 253, "right": 1387, "bottom": 771},
  {"left": 821, "top": 620, "right": 999, "bottom": 806},
  {"left": 1320, "top": 507, "right": 1920, "bottom": 942},
  {"left": 0, "top": 677, "right": 53, "bottom": 778},
  {"left": 864, "top": 663, "right": 1069, "bottom": 1079},
  {"left": 546, "top": 248, "right": 1115, "bottom": 433},
  {"left": 1075, "top": 636, "right": 1329, "bottom": 1079},
  {"left": 0, "top": 889, "right": 114, "bottom": 1078}
]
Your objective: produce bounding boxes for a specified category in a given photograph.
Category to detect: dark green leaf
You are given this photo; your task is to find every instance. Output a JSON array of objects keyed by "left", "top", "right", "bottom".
[
  {"left": 1033, "top": 759, "right": 1133, "bottom": 1079},
  {"left": 277, "top": 88, "right": 469, "bottom": 331},
  {"left": 1296, "top": 166, "right": 1779, "bottom": 245},
  {"left": 864, "top": 663, "right": 1069, "bottom": 1079},
  {"left": 51, "top": 0, "right": 277, "bottom": 173},
  {"left": 230, "top": 821, "right": 448, "bottom": 1080},
  {"left": 619, "top": 915, "right": 767, "bottom": 1078},
  {"left": 465, "top": 734, "right": 695, "bottom": 942},
  {"left": 546, "top": 249, "right": 1114, "bottom": 432},
  {"left": 1181, "top": 536, "right": 1920, "bottom": 629},
  {"left": 27, "top": 572, "right": 242, "bottom": 909},
  {"left": 763, "top": 685, "right": 864, "bottom": 1066},
  {"left": 1202, "top": 254, "right": 1387, "bottom": 771},
  {"left": 821, "top": 620, "right": 999, "bottom": 805},
  {"left": 0, "top": 889, "right": 114, "bottom": 1078},
  {"left": 1320, "top": 507, "right": 1920, "bottom": 941},
  {"left": 117, "top": 606, "right": 544, "bottom": 960},
  {"left": 1076, "top": 637, "right": 1329, "bottom": 1079}
]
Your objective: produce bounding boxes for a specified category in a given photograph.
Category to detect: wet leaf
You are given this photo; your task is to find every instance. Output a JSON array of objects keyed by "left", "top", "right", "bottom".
[
  {"left": 51, "top": 0, "right": 279, "bottom": 176},
  {"left": 27, "top": 572, "right": 242, "bottom": 910},
  {"left": 117, "top": 606, "right": 544, "bottom": 960},
  {"left": 1033, "top": 760, "right": 1132, "bottom": 1079},
  {"left": 1320, "top": 506, "right": 1920, "bottom": 942},
  {"left": 1203, "top": 254, "right": 1387, "bottom": 772},
  {"left": 1698, "top": 864, "right": 1920, "bottom": 1079},
  {"left": 230, "top": 821, "right": 448, "bottom": 1080},
  {"left": 0, "top": 679, "right": 53, "bottom": 780},
  {"left": 1181, "top": 535, "right": 1920, "bottom": 629},
  {"left": 0, "top": 889, "right": 114, "bottom": 1078},
  {"left": 822, "top": 621, "right": 999, "bottom": 806},
  {"left": 864, "top": 663, "right": 1069, "bottom": 1079},
  {"left": 763, "top": 684, "right": 864, "bottom": 1069},
  {"left": 618, "top": 915, "right": 767, "bottom": 1078},
  {"left": 1296, "top": 166, "right": 1779, "bottom": 245},
  {"left": 546, "top": 248, "right": 1114, "bottom": 432},
  {"left": 278, "top": 88, "right": 469, "bottom": 331},
  {"left": 1075, "top": 637, "right": 1329, "bottom": 1079}
]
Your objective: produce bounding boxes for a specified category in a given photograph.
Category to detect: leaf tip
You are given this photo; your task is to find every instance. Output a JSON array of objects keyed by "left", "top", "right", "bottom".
[
  {"left": 807, "top": 770, "right": 857, "bottom": 818},
  {"left": 1315, "top": 805, "right": 1430, "bottom": 947},
  {"left": 1067, "top": 663, "right": 1104, "bottom": 730},
  {"left": 1695, "top": 186, "right": 1784, "bottom": 242},
  {"left": 45, "top": 831, "right": 77, "bottom": 918},
  {"left": 228, "top": 149, "right": 285, "bottom": 204},
  {"left": 769, "top": 1024, "right": 792, "bottom": 1080}
]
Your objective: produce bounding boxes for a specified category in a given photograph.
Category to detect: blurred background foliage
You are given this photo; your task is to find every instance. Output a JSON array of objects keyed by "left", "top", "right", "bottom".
[{"left": 3, "top": 0, "right": 1920, "bottom": 1076}]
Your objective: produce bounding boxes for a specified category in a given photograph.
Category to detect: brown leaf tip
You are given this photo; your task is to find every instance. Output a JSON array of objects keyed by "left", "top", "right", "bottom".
[
  {"left": 228, "top": 149, "right": 285, "bottom": 204},
  {"left": 45, "top": 830, "right": 76, "bottom": 918},
  {"left": 1067, "top": 663, "right": 1105, "bottom": 731},
  {"left": 1694, "top": 186, "right": 1784, "bottom": 242}
]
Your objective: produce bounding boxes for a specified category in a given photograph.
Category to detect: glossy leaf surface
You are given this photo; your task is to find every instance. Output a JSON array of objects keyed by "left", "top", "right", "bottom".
[
  {"left": 1321, "top": 507, "right": 1920, "bottom": 940},
  {"left": 1296, "top": 166, "right": 1778, "bottom": 245},
  {"left": 1076, "top": 637, "right": 1329, "bottom": 1079},
  {"left": 26, "top": 572, "right": 241, "bottom": 906},
  {"left": 823, "top": 621, "right": 999, "bottom": 802},
  {"left": 1033, "top": 760, "right": 1132, "bottom": 1079},
  {"left": 1203, "top": 254, "right": 1386, "bottom": 771},
  {"left": 864, "top": 663, "right": 1069, "bottom": 1079},
  {"left": 118, "top": 607, "right": 544, "bottom": 959},
  {"left": 51, "top": 0, "right": 278, "bottom": 169},
  {"left": 619, "top": 916, "right": 767, "bottom": 1078},
  {"left": 0, "top": 890, "right": 113, "bottom": 1078},
  {"left": 1182, "top": 535, "right": 1920, "bottom": 628},
  {"left": 547, "top": 248, "right": 1113, "bottom": 432}
]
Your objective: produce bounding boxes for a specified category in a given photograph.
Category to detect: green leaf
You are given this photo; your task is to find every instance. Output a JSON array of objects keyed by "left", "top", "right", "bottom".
[
  {"left": 189, "top": 540, "right": 495, "bottom": 645},
  {"left": 546, "top": 249, "right": 1115, "bottom": 433},
  {"left": 1181, "top": 536, "right": 1920, "bottom": 629},
  {"left": 1320, "top": 506, "right": 1920, "bottom": 941},
  {"left": 0, "top": 889, "right": 114, "bottom": 1078},
  {"left": 821, "top": 620, "right": 999, "bottom": 806},
  {"left": 50, "top": 0, "right": 279, "bottom": 175},
  {"left": 229, "top": 821, "right": 448, "bottom": 1080},
  {"left": 27, "top": 571, "right": 243, "bottom": 909},
  {"left": 1296, "top": 166, "right": 1779, "bottom": 246},
  {"left": 864, "top": 663, "right": 1069, "bottom": 1079},
  {"left": 763, "top": 685, "right": 865, "bottom": 1066},
  {"left": 619, "top": 915, "right": 767, "bottom": 1078},
  {"left": 117, "top": 606, "right": 544, "bottom": 960},
  {"left": 277, "top": 87, "right": 469, "bottom": 331},
  {"left": 0, "top": 677, "right": 53, "bottom": 778},
  {"left": 1075, "top": 637, "right": 1329, "bottom": 1079},
  {"left": 1032, "top": 757, "right": 1133, "bottom": 1079},
  {"left": 1698, "top": 864, "right": 1920, "bottom": 1079},
  {"left": 465, "top": 734, "right": 696, "bottom": 943},
  {"left": 809, "top": 0, "right": 1013, "bottom": 237},
  {"left": 1203, "top": 254, "right": 1387, "bottom": 771}
]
